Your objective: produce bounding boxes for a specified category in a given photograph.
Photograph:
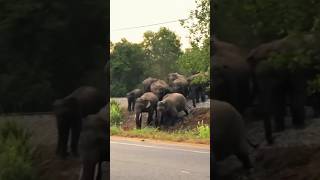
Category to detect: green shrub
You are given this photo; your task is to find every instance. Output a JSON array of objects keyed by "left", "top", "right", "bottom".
[
  {"left": 0, "top": 121, "right": 37, "bottom": 180},
  {"left": 196, "top": 121, "right": 210, "bottom": 139},
  {"left": 110, "top": 100, "right": 123, "bottom": 126}
]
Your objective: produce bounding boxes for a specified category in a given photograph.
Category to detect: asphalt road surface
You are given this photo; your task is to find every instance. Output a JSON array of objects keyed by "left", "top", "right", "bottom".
[{"left": 110, "top": 138, "right": 210, "bottom": 180}]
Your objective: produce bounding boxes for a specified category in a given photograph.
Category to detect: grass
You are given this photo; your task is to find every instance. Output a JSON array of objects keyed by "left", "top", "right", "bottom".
[
  {"left": 0, "top": 120, "right": 38, "bottom": 180},
  {"left": 110, "top": 125, "right": 210, "bottom": 144}
]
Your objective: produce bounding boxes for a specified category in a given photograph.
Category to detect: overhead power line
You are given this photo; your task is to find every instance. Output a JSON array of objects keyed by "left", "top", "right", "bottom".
[{"left": 111, "top": 18, "right": 188, "bottom": 32}]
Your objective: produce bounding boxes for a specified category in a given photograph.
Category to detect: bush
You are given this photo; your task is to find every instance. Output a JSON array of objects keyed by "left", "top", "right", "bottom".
[
  {"left": 196, "top": 121, "right": 210, "bottom": 139},
  {"left": 110, "top": 100, "right": 124, "bottom": 126},
  {"left": 0, "top": 120, "right": 37, "bottom": 180}
]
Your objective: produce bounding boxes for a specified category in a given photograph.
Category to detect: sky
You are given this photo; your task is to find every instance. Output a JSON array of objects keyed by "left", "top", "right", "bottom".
[{"left": 110, "top": 0, "right": 197, "bottom": 50}]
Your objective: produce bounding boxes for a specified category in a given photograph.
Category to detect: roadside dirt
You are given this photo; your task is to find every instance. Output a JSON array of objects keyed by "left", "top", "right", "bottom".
[{"left": 219, "top": 110, "right": 320, "bottom": 180}]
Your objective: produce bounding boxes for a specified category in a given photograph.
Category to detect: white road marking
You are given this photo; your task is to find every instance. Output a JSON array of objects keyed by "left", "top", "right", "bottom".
[
  {"left": 181, "top": 170, "right": 191, "bottom": 174},
  {"left": 110, "top": 141, "right": 210, "bottom": 154}
]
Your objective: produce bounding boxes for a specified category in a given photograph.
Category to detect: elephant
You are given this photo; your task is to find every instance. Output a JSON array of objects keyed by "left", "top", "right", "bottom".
[
  {"left": 212, "top": 99, "right": 253, "bottom": 177},
  {"left": 187, "top": 72, "right": 208, "bottom": 107},
  {"left": 126, "top": 89, "right": 143, "bottom": 112},
  {"left": 246, "top": 34, "right": 316, "bottom": 144},
  {"left": 212, "top": 39, "right": 252, "bottom": 115},
  {"left": 52, "top": 86, "right": 105, "bottom": 158},
  {"left": 150, "top": 79, "right": 171, "bottom": 100},
  {"left": 134, "top": 92, "right": 159, "bottom": 129},
  {"left": 142, "top": 77, "right": 158, "bottom": 92},
  {"left": 167, "top": 73, "right": 189, "bottom": 97},
  {"left": 157, "top": 93, "right": 189, "bottom": 127},
  {"left": 78, "top": 105, "right": 109, "bottom": 180}
]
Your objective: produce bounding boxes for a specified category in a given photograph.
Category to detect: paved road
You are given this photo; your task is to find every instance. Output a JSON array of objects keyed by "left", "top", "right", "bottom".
[{"left": 110, "top": 138, "right": 210, "bottom": 180}]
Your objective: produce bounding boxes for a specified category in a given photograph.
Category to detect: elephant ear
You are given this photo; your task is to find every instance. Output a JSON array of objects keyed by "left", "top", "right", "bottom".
[{"left": 146, "top": 101, "right": 151, "bottom": 108}]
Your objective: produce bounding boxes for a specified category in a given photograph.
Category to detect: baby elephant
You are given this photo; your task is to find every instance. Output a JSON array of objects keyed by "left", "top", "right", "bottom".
[
  {"left": 212, "top": 99, "right": 253, "bottom": 177},
  {"left": 79, "top": 105, "right": 109, "bottom": 180},
  {"left": 134, "top": 92, "right": 159, "bottom": 129},
  {"left": 126, "top": 89, "right": 143, "bottom": 112},
  {"left": 157, "top": 93, "right": 188, "bottom": 127}
]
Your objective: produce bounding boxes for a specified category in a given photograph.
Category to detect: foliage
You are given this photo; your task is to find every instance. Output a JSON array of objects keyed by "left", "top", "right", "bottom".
[
  {"left": 110, "top": 100, "right": 124, "bottom": 126},
  {"left": 178, "top": 42, "right": 210, "bottom": 75},
  {"left": 141, "top": 27, "right": 183, "bottom": 78},
  {"left": 196, "top": 120, "right": 210, "bottom": 138},
  {"left": 308, "top": 74, "right": 320, "bottom": 95},
  {"left": 178, "top": 0, "right": 209, "bottom": 77},
  {"left": 0, "top": 121, "right": 37, "bottom": 180},
  {"left": 190, "top": 72, "right": 210, "bottom": 85},
  {"left": 0, "top": 0, "right": 106, "bottom": 113},
  {"left": 215, "top": 0, "right": 320, "bottom": 47},
  {"left": 110, "top": 125, "right": 210, "bottom": 144},
  {"left": 180, "top": 0, "right": 209, "bottom": 47},
  {"left": 110, "top": 39, "right": 147, "bottom": 97}
]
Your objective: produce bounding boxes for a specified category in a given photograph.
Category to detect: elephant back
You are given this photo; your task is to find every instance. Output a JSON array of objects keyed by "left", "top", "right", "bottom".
[
  {"left": 214, "top": 40, "right": 250, "bottom": 74},
  {"left": 162, "top": 93, "right": 187, "bottom": 111},
  {"left": 150, "top": 80, "right": 170, "bottom": 99},
  {"left": 68, "top": 86, "right": 105, "bottom": 116},
  {"left": 142, "top": 77, "right": 158, "bottom": 92},
  {"left": 139, "top": 92, "right": 159, "bottom": 104}
]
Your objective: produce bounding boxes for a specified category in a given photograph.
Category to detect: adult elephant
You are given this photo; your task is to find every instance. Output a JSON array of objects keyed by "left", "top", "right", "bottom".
[
  {"left": 79, "top": 105, "right": 109, "bottom": 180},
  {"left": 126, "top": 88, "right": 143, "bottom": 112},
  {"left": 142, "top": 77, "right": 158, "bottom": 92},
  {"left": 213, "top": 39, "right": 252, "bottom": 115},
  {"left": 150, "top": 79, "right": 171, "bottom": 100},
  {"left": 187, "top": 72, "right": 209, "bottom": 107},
  {"left": 134, "top": 92, "right": 159, "bottom": 129},
  {"left": 157, "top": 93, "right": 188, "bottom": 127},
  {"left": 247, "top": 34, "right": 315, "bottom": 144},
  {"left": 167, "top": 73, "right": 189, "bottom": 97},
  {"left": 53, "top": 86, "right": 105, "bottom": 158},
  {"left": 212, "top": 99, "right": 253, "bottom": 177}
]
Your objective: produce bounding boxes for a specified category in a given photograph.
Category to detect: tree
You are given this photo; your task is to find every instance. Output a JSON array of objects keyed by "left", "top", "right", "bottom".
[
  {"left": 178, "top": 0, "right": 210, "bottom": 76},
  {"left": 141, "top": 27, "right": 182, "bottom": 78},
  {"left": 110, "top": 39, "right": 146, "bottom": 96}
]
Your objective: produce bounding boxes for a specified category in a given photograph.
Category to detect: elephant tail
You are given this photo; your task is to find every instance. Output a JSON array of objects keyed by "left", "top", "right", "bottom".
[{"left": 246, "top": 137, "right": 259, "bottom": 149}]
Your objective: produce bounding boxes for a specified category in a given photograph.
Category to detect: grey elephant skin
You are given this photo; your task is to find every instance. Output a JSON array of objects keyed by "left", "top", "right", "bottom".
[
  {"left": 212, "top": 99, "right": 252, "bottom": 177},
  {"left": 187, "top": 72, "right": 208, "bottom": 107},
  {"left": 157, "top": 93, "right": 189, "bottom": 127},
  {"left": 150, "top": 79, "right": 171, "bottom": 100},
  {"left": 53, "top": 86, "right": 105, "bottom": 158},
  {"left": 213, "top": 40, "right": 252, "bottom": 114},
  {"left": 134, "top": 92, "right": 159, "bottom": 129},
  {"left": 167, "top": 73, "right": 189, "bottom": 97},
  {"left": 142, "top": 77, "right": 158, "bottom": 92},
  {"left": 78, "top": 105, "right": 109, "bottom": 180},
  {"left": 126, "top": 89, "right": 143, "bottom": 112},
  {"left": 246, "top": 34, "right": 315, "bottom": 144}
]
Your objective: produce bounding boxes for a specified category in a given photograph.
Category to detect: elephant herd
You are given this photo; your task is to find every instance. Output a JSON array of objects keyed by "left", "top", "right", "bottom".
[
  {"left": 52, "top": 86, "right": 108, "bottom": 180},
  {"left": 126, "top": 72, "right": 209, "bottom": 129},
  {"left": 213, "top": 34, "right": 320, "bottom": 176}
]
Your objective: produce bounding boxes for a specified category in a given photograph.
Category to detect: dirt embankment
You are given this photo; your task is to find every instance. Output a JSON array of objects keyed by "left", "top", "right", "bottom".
[{"left": 219, "top": 112, "right": 320, "bottom": 180}]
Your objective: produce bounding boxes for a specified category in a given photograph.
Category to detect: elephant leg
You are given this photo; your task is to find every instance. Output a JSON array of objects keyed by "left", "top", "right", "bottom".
[
  {"left": 132, "top": 100, "right": 136, "bottom": 111},
  {"left": 192, "top": 99, "right": 196, "bottom": 107},
  {"left": 184, "top": 109, "right": 189, "bottom": 116},
  {"left": 136, "top": 113, "right": 142, "bottom": 129},
  {"left": 57, "top": 119, "right": 70, "bottom": 158},
  {"left": 235, "top": 152, "right": 252, "bottom": 170},
  {"left": 147, "top": 111, "right": 153, "bottom": 125},
  {"left": 289, "top": 74, "right": 306, "bottom": 128},
  {"left": 79, "top": 160, "right": 96, "bottom": 180},
  {"left": 71, "top": 118, "right": 81, "bottom": 157},
  {"left": 127, "top": 99, "right": 131, "bottom": 112},
  {"left": 273, "top": 90, "right": 286, "bottom": 132}
]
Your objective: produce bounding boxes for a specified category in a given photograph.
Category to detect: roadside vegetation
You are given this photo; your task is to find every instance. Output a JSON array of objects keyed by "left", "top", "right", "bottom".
[
  {"left": 110, "top": 100, "right": 209, "bottom": 144},
  {"left": 0, "top": 120, "right": 38, "bottom": 180}
]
